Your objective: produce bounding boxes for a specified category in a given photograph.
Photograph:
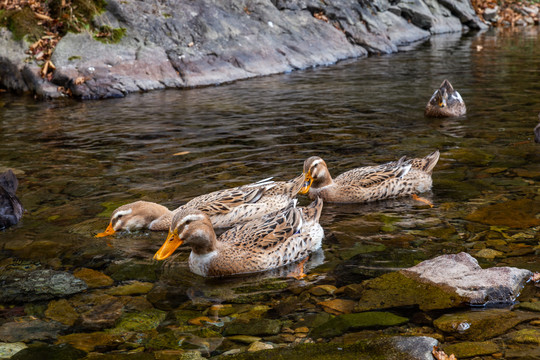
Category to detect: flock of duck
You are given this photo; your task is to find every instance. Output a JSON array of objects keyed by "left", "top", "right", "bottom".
[
  {"left": 1, "top": 80, "right": 537, "bottom": 278},
  {"left": 93, "top": 80, "right": 466, "bottom": 278}
]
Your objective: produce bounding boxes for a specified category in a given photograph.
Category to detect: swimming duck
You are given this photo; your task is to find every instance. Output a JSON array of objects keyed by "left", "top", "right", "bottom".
[
  {"left": 425, "top": 80, "right": 466, "bottom": 117},
  {"left": 153, "top": 197, "right": 324, "bottom": 277},
  {"left": 96, "top": 174, "right": 306, "bottom": 237},
  {"left": 0, "top": 169, "right": 24, "bottom": 230},
  {"left": 299, "top": 150, "right": 440, "bottom": 203}
]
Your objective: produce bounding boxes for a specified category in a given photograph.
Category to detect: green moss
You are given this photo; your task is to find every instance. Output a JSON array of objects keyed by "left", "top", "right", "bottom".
[
  {"left": 5, "top": 7, "right": 43, "bottom": 41},
  {"left": 94, "top": 25, "right": 126, "bottom": 44},
  {"left": 68, "top": 56, "right": 82, "bottom": 61}
]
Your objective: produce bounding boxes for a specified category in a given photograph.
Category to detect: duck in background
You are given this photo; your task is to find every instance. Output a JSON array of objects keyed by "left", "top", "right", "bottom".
[
  {"left": 425, "top": 80, "right": 466, "bottom": 117},
  {"left": 0, "top": 169, "right": 23, "bottom": 230},
  {"left": 300, "top": 150, "right": 440, "bottom": 204},
  {"left": 96, "top": 174, "right": 307, "bottom": 237},
  {"left": 153, "top": 197, "right": 324, "bottom": 277}
]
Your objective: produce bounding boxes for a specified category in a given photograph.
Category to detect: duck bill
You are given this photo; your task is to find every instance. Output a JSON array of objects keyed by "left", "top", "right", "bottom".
[
  {"left": 299, "top": 173, "right": 313, "bottom": 194},
  {"left": 95, "top": 223, "right": 115, "bottom": 238},
  {"left": 438, "top": 98, "right": 447, "bottom": 108},
  {"left": 154, "top": 231, "right": 184, "bottom": 260}
]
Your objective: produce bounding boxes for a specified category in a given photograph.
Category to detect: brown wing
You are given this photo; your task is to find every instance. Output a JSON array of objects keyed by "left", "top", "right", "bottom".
[{"left": 336, "top": 157, "right": 411, "bottom": 188}]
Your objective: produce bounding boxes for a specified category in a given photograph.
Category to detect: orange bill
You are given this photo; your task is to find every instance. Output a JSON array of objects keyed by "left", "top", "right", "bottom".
[
  {"left": 299, "top": 172, "right": 313, "bottom": 194},
  {"left": 154, "top": 230, "right": 183, "bottom": 260},
  {"left": 95, "top": 223, "right": 115, "bottom": 238}
]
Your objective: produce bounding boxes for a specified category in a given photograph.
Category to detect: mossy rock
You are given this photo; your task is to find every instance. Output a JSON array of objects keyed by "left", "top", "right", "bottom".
[
  {"left": 106, "top": 260, "right": 160, "bottom": 282},
  {"left": 223, "top": 318, "right": 281, "bottom": 337},
  {"left": 506, "top": 328, "right": 540, "bottom": 345},
  {"left": 355, "top": 271, "right": 466, "bottom": 312},
  {"left": 144, "top": 330, "right": 183, "bottom": 351},
  {"left": 310, "top": 312, "right": 408, "bottom": 339},
  {"left": 466, "top": 199, "right": 540, "bottom": 228},
  {"left": 442, "top": 341, "right": 499, "bottom": 358},
  {"left": 10, "top": 343, "right": 86, "bottom": 360},
  {"left": 3, "top": 7, "right": 43, "bottom": 41},
  {"left": 108, "top": 309, "right": 167, "bottom": 334},
  {"left": 94, "top": 26, "right": 127, "bottom": 44}
]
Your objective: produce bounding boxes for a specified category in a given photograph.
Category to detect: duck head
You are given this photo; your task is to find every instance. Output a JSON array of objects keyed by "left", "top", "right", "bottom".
[
  {"left": 154, "top": 210, "right": 216, "bottom": 260},
  {"left": 300, "top": 156, "right": 332, "bottom": 193},
  {"left": 96, "top": 201, "right": 168, "bottom": 237}
]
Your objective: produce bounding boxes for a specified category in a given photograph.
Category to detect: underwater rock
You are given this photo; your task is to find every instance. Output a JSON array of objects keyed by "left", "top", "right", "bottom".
[
  {"left": 56, "top": 331, "right": 124, "bottom": 352},
  {"left": 505, "top": 328, "right": 540, "bottom": 345},
  {"left": 433, "top": 309, "right": 539, "bottom": 341},
  {"left": 0, "top": 169, "right": 23, "bottom": 230},
  {"left": 73, "top": 268, "right": 114, "bottom": 288},
  {"left": 109, "top": 309, "right": 167, "bottom": 334},
  {"left": 442, "top": 340, "right": 499, "bottom": 358},
  {"left": 247, "top": 341, "right": 274, "bottom": 352},
  {"left": 0, "top": 318, "right": 67, "bottom": 342},
  {"left": 45, "top": 299, "right": 79, "bottom": 326},
  {"left": 310, "top": 312, "right": 409, "bottom": 339},
  {"left": 78, "top": 297, "right": 124, "bottom": 330},
  {"left": 0, "top": 269, "right": 87, "bottom": 303},
  {"left": 309, "top": 285, "right": 337, "bottom": 296},
  {"left": 223, "top": 318, "right": 282, "bottom": 337},
  {"left": 227, "top": 335, "right": 262, "bottom": 344},
  {"left": 518, "top": 302, "right": 540, "bottom": 312},
  {"left": 105, "top": 281, "right": 154, "bottom": 296},
  {"left": 474, "top": 248, "right": 504, "bottom": 259},
  {"left": 106, "top": 260, "right": 160, "bottom": 282},
  {"left": 317, "top": 299, "right": 356, "bottom": 315},
  {"left": 9, "top": 343, "right": 86, "bottom": 360},
  {"left": 466, "top": 199, "right": 540, "bottom": 228},
  {"left": 0, "top": 342, "right": 27, "bottom": 358}
]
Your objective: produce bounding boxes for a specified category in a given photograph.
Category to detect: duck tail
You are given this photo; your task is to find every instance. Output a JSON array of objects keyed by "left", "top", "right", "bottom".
[
  {"left": 440, "top": 79, "right": 454, "bottom": 92},
  {"left": 422, "top": 150, "right": 440, "bottom": 174},
  {"left": 302, "top": 196, "right": 323, "bottom": 223}
]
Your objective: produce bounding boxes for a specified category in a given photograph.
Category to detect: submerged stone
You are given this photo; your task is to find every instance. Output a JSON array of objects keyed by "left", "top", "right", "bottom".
[
  {"left": 0, "top": 269, "right": 87, "bottom": 303},
  {"left": 223, "top": 319, "right": 281, "bottom": 337},
  {"left": 466, "top": 199, "right": 540, "bottom": 228},
  {"left": 105, "top": 281, "right": 154, "bottom": 296},
  {"left": 109, "top": 309, "right": 167, "bottom": 334},
  {"left": 227, "top": 335, "right": 261, "bottom": 344},
  {"left": 475, "top": 248, "right": 504, "bottom": 259},
  {"left": 45, "top": 299, "right": 79, "bottom": 326},
  {"left": 317, "top": 299, "right": 356, "bottom": 315},
  {"left": 518, "top": 302, "right": 540, "bottom": 312},
  {"left": 505, "top": 328, "right": 540, "bottom": 345},
  {"left": 73, "top": 268, "right": 114, "bottom": 288},
  {"left": 0, "top": 318, "right": 67, "bottom": 342},
  {"left": 56, "top": 332, "right": 124, "bottom": 352},
  {"left": 9, "top": 343, "right": 86, "bottom": 360},
  {"left": 247, "top": 341, "right": 273, "bottom": 352},
  {"left": 0, "top": 342, "right": 27, "bottom": 358},
  {"left": 442, "top": 340, "right": 499, "bottom": 358},
  {"left": 433, "top": 309, "right": 539, "bottom": 341},
  {"left": 310, "top": 312, "right": 409, "bottom": 339}
]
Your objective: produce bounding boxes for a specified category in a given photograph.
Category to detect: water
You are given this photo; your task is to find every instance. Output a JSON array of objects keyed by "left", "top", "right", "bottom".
[{"left": 0, "top": 27, "right": 539, "bottom": 357}]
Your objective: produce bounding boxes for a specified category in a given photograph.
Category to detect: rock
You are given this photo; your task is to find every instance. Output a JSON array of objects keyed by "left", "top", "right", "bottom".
[
  {"left": 443, "top": 340, "right": 500, "bottom": 358},
  {"left": 56, "top": 332, "right": 124, "bottom": 352},
  {"left": 310, "top": 311, "right": 409, "bottom": 339},
  {"left": 466, "top": 199, "right": 540, "bottom": 228},
  {"left": 73, "top": 268, "right": 114, "bottom": 288},
  {"left": 483, "top": 6, "right": 499, "bottom": 22},
  {"left": 9, "top": 343, "right": 86, "bottom": 360},
  {"left": 227, "top": 335, "right": 262, "bottom": 344},
  {"left": 0, "top": 269, "right": 87, "bottom": 303},
  {"left": 389, "top": 336, "right": 439, "bottom": 360},
  {"left": 105, "top": 281, "right": 154, "bottom": 296},
  {"left": 518, "top": 302, "right": 540, "bottom": 312},
  {"left": 247, "top": 341, "right": 274, "bottom": 352},
  {"left": 433, "top": 309, "right": 539, "bottom": 341},
  {"left": 317, "top": 299, "right": 356, "bottom": 315},
  {"left": 0, "top": 318, "right": 68, "bottom": 342},
  {"left": 78, "top": 297, "right": 124, "bottom": 330},
  {"left": 505, "top": 328, "right": 540, "bottom": 345},
  {"left": 0, "top": 0, "right": 486, "bottom": 99},
  {"left": 106, "top": 260, "right": 160, "bottom": 282},
  {"left": 402, "top": 252, "right": 532, "bottom": 306},
  {"left": 309, "top": 285, "right": 337, "bottom": 296},
  {"left": 109, "top": 309, "right": 167, "bottom": 334},
  {"left": 223, "top": 318, "right": 282, "bottom": 336},
  {"left": 0, "top": 342, "right": 27, "bottom": 359},
  {"left": 45, "top": 299, "right": 79, "bottom": 326},
  {"left": 0, "top": 169, "right": 23, "bottom": 230},
  {"left": 475, "top": 248, "right": 504, "bottom": 259}
]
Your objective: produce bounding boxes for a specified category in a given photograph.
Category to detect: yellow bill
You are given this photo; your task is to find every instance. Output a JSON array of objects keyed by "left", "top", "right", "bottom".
[
  {"left": 95, "top": 223, "right": 115, "bottom": 238},
  {"left": 154, "top": 230, "right": 184, "bottom": 260},
  {"left": 299, "top": 172, "right": 313, "bottom": 194}
]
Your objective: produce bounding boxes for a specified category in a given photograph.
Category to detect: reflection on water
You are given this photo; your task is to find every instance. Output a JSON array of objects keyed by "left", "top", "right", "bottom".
[{"left": 0, "top": 27, "right": 539, "bottom": 355}]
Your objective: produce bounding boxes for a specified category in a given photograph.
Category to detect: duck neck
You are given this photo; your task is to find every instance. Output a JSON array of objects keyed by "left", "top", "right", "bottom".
[
  {"left": 189, "top": 229, "right": 218, "bottom": 255},
  {"left": 313, "top": 172, "right": 333, "bottom": 189}
]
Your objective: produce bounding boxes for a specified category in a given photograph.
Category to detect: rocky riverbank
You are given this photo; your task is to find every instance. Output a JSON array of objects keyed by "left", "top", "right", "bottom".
[{"left": 0, "top": 0, "right": 492, "bottom": 100}]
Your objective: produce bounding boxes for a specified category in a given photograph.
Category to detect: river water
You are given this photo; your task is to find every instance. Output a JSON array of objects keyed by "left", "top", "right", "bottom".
[{"left": 0, "top": 27, "right": 539, "bottom": 358}]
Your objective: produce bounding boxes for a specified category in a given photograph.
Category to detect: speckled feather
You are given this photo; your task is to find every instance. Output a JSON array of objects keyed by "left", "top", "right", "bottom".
[
  {"left": 101, "top": 174, "right": 305, "bottom": 234},
  {"left": 175, "top": 197, "right": 324, "bottom": 277},
  {"left": 303, "top": 151, "right": 440, "bottom": 203}
]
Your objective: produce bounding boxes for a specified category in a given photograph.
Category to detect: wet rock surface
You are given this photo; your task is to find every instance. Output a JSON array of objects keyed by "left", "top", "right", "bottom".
[{"left": 0, "top": 0, "right": 487, "bottom": 99}]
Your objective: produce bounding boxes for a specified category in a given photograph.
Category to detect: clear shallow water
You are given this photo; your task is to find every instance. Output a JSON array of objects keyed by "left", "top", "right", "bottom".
[{"left": 0, "top": 27, "right": 539, "bottom": 357}]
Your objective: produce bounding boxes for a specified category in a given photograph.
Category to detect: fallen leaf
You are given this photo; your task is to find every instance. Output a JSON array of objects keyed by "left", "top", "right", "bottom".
[
  {"left": 173, "top": 151, "right": 190, "bottom": 156},
  {"left": 432, "top": 346, "right": 457, "bottom": 360},
  {"left": 532, "top": 273, "right": 540, "bottom": 282}
]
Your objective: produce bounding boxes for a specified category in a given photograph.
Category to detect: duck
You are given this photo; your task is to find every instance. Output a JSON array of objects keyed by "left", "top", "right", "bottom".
[
  {"left": 425, "top": 80, "right": 466, "bottom": 117},
  {"left": 153, "top": 197, "right": 324, "bottom": 277},
  {"left": 96, "top": 174, "right": 306, "bottom": 237},
  {"left": 0, "top": 169, "right": 24, "bottom": 230},
  {"left": 299, "top": 150, "right": 440, "bottom": 204}
]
